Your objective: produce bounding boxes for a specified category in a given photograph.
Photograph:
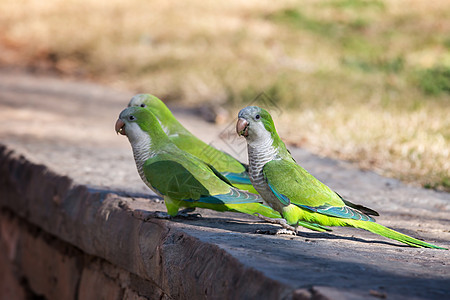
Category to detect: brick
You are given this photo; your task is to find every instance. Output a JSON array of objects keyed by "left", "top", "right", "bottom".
[
  {"left": 18, "top": 229, "right": 81, "bottom": 300},
  {"left": 78, "top": 264, "right": 122, "bottom": 300}
]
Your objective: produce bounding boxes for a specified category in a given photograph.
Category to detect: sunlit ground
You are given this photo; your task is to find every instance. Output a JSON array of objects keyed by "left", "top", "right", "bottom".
[{"left": 1, "top": 0, "right": 448, "bottom": 190}]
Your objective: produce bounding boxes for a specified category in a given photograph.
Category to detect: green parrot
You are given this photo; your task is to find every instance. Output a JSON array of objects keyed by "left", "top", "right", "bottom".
[
  {"left": 236, "top": 106, "right": 446, "bottom": 249},
  {"left": 115, "top": 106, "right": 280, "bottom": 219},
  {"left": 127, "top": 94, "right": 256, "bottom": 193}
]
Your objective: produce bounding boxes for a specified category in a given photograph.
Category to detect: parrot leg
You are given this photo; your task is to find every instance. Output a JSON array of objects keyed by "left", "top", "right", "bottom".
[
  {"left": 176, "top": 208, "right": 202, "bottom": 219},
  {"left": 150, "top": 211, "right": 173, "bottom": 219},
  {"left": 164, "top": 197, "right": 201, "bottom": 218},
  {"left": 273, "top": 228, "right": 297, "bottom": 235},
  {"left": 254, "top": 213, "right": 298, "bottom": 234},
  {"left": 179, "top": 207, "right": 196, "bottom": 214},
  {"left": 145, "top": 210, "right": 201, "bottom": 220}
]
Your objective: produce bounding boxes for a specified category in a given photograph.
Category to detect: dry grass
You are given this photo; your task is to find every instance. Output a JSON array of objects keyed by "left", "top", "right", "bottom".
[{"left": 0, "top": 0, "right": 449, "bottom": 190}]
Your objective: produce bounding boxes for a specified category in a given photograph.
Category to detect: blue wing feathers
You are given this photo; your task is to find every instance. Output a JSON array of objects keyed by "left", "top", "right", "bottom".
[
  {"left": 222, "top": 172, "right": 252, "bottom": 185},
  {"left": 295, "top": 203, "right": 375, "bottom": 222},
  {"left": 267, "top": 182, "right": 290, "bottom": 206},
  {"left": 317, "top": 205, "right": 375, "bottom": 222},
  {"left": 184, "top": 188, "right": 262, "bottom": 205}
]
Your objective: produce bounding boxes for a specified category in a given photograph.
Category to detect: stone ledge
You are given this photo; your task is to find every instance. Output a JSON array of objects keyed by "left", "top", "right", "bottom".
[
  {"left": 2, "top": 141, "right": 450, "bottom": 299},
  {"left": 0, "top": 144, "right": 293, "bottom": 299},
  {"left": 1, "top": 71, "right": 449, "bottom": 299},
  {"left": 0, "top": 208, "right": 165, "bottom": 300}
]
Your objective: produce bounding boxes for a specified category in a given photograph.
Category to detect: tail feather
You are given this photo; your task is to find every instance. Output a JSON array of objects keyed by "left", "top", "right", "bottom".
[
  {"left": 297, "top": 221, "right": 332, "bottom": 232},
  {"left": 227, "top": 203, "right": 281, "bottom": 219},
  {"left": 352, "top": 221, "right": 447, "bottom": 250},
  {"left": 229, "top": 205, "right": 333, "bottom": 229}
]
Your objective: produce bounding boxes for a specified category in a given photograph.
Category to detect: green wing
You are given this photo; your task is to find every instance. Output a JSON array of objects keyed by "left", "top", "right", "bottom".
[
  {"left": 143, "top": 153, "right": 260, "bottom": 204},
  {"left": 170, "top": 133, "right": 247, "bottom": 174},
  {"left": 263, "top": 159, "right": 374, "bottom": 222},
  {"left": 335, "top": 191, "right": 379, "bottom": 216},
  {"left": 204, "top": 162, "right": 234, "bottom": 186},
  {"left": 144, "top": 159, "right": 211, "bottom": 200},
  {"left": 135, "top": 95, "right": 247, "bottom": 176},
  {"left": 170, "top": 133, "right": 256, "bottom": 192}
]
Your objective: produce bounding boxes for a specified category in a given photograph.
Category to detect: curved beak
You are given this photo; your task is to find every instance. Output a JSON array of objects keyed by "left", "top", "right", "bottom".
[
  {"left": 115, "top": 119, "right": 126, "bottom": 135},
  {"left": 236, "top": 118, "right": 249, "bottom": 137}
]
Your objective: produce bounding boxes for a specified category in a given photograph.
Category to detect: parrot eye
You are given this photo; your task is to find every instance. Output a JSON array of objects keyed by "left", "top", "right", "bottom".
[
  {"left": 255, "top": 114, "right": 260, "bottom": 120},
  {"left": 128, "top": 115, "right": 136, "bottom": 121},
  {"left": 140, "top": 103, "right": 146, "bottom": 108}
]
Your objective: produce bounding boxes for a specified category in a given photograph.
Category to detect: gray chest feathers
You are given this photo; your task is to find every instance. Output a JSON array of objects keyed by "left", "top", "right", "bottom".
[
  {"left": 247, "top": 145, "right": 285, "bottom": 212},
  {"left": 131, "top": 141, "right": 158, "bottom": 193}
]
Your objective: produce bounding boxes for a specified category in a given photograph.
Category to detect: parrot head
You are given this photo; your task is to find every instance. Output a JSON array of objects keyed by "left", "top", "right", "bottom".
[
  {"left": 236, "top": 106, "right": 276, "bottom": 145},
  {"left": 128, "top": 93, "right": 163, "bottom": 110},
  {"left": 115, "top": 106, "right": 165, "bottom": 144},
  {"left": 128, "top": 93, "right": 171, "bottom": 120},
  {"left": 128, "top": 93, "right": 176, "bottom": 135}
]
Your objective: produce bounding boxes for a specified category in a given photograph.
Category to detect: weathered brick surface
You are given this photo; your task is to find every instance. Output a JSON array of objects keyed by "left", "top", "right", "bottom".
[
  {"left": 0, "top": 209, "right": 172, "bottom": 300},
  {"left": 18, "top": 225, "right": 82, "bottom": 300},
  {"left": 0, "top": 213, "right": 26, "bottom": 300},
  {"left": 78, "top": 265, "right": 123, "bottom": 300}
]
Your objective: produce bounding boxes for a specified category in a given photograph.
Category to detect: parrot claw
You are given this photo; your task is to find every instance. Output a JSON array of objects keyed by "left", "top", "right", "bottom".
[
  {"left": 175, "top": 208, "right": 202, "bottom": 219},
  {"left": 145, "top": 210, "right": 202, "bottom": 220},
  {"left": 254, "top": 213, "right": 298, "bottom": 235},
  {"left": 151, "top": 211, "right": 173, "bottom": 219},
  {"left": 175, "top": 213, "right": 202, "bottom": 219},
  {"left": 178, "top": 207, "right": 196, "bottom": 214},
  {"left": 255, "top": 228, "right": 297, "bottom": 235},
  {"left": 274, "top": 228, "right": 297, "bottom": 235}
]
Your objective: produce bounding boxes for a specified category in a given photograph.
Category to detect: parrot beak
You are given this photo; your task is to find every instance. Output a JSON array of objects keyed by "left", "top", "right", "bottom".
[
  {"left": 236, "top": 118, "right": 249, "bottom": 137},
  {"left": 115, "top": 119, "right": 126, "bottom": 135}
]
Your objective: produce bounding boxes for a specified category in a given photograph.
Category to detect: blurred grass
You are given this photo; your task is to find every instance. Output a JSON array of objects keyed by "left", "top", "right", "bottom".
[{"left": 0, "top": 0, "right": 449, "bottom": 190}]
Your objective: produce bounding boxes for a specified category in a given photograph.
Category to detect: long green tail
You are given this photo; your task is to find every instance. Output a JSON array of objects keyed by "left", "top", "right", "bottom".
[
  {"left": 351, "top": 220, "right": 447, "bottom": 250},
  {"left": 230, "top": 205, "right": 333, "bottom": 232},
  {"left": 297, "top": 221, "right": 332, "bottom": 232},
  {"left": 229, "top": 204, "right": 333, "bottom": 232},
  {"left": 166, "top": 196, "right": 281, "bottom": 219}
]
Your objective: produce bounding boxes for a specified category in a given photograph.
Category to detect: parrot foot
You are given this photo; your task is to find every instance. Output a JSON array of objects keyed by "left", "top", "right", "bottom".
[
  {"left": 175, "top": 212, "right": 202, "bottom": 219},
  {"left": 178, "top": 207, "right": 196, "bottom": 214},
  {"left": 151, "top": 211, "right": 173, "bottom": 219},
  {"left": 255, "top": 228, "right": 297, "bottom": 235},
  {"left": 175, "top": 208, "right": 202, "bottom": 219},
  {"left": 254, "top": 214, "right": 298, "bottom": 234},
  {"left": 146, "top": 210, "right": 202, "bottom": 220},
  {"left": 274, "top": 228, "right": 297, "bottom": 235}
]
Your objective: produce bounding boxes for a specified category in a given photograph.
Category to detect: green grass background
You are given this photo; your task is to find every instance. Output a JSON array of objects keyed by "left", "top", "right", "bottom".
[{"left": 0, "top": 0, "right": 448, "bottom": 190}]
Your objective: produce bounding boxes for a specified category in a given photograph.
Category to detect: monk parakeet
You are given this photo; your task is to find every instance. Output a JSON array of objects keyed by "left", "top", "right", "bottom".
[
  {"left": 115, "top": 106, "right": 279, "bottom": 219},
  {"left": 237, "top": 106, "right": 446, "bottom": 249},
  {"left": 127, "top": 94, "right": 255, "bottom": 193}
]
